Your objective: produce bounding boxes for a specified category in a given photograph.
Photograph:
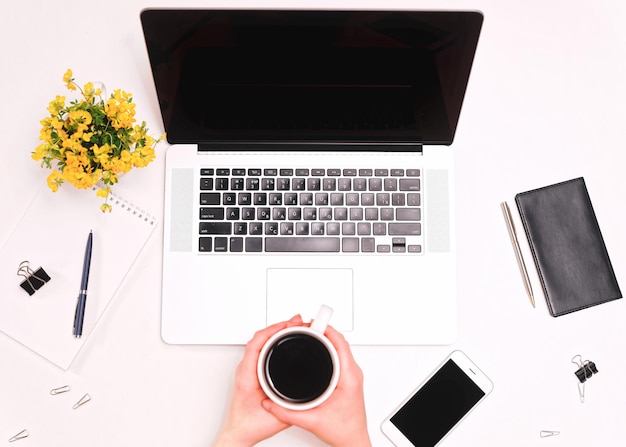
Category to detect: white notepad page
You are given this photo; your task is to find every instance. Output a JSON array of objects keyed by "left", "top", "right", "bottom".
[{"left": 0, "top": 185, "right": 157, "bottom": 369}]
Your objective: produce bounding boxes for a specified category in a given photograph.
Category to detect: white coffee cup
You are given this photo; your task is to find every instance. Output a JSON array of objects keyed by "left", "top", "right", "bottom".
[{"left": 257, "top": 305, "right": 340, "bottom": 411}]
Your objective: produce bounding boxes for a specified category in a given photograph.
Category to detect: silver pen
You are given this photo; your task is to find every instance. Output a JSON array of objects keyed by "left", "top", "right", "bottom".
[{"left": 501, "top": 201, "right": 535, "bottom": 308}]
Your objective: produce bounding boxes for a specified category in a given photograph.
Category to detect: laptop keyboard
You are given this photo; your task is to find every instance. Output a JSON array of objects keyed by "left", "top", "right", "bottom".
[{"left": 198, "top": 168, "right": 423, "bottom": 254}]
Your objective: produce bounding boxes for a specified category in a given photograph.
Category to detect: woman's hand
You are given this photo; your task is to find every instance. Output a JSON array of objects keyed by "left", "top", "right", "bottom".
[
  {"left": 212, "top": 314, "right": 303, "bottom": 447},
  {"left": 261, "top": 325, "right": 372, "bottom": 447}
]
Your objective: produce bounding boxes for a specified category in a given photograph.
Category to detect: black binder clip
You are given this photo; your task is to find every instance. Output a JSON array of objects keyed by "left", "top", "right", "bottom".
[
  {"left": 572, "top": 355, "right": 598, "bottom": 403},
  {"left": 17, "top": 261, "right": 51, "bottom": 296}
]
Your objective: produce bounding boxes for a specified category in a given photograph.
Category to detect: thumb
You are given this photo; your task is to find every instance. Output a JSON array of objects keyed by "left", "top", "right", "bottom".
[{"left": 262, "top": 399, "right": 309, "bottom": 427}]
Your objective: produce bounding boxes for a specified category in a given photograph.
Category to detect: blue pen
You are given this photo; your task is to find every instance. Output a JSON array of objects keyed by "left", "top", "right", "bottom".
[{"left": 73, "top": 231, "right": 93, "bottom": 338}]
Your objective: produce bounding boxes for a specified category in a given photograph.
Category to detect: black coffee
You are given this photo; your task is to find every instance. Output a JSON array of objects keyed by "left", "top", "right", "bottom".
[{"left": 265, "top": 333, "right": 334, "bottom": 403}]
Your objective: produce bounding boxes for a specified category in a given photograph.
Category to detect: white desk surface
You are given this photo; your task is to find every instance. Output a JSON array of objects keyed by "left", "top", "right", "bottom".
[{"left": 2, "top": 1, "right": 626, "bottom": 445}]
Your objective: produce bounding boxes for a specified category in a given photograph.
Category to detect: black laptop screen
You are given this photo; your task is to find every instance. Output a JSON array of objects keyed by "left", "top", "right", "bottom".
[{"left": 140, "top": 9, "right": 483, "bottom": 146}]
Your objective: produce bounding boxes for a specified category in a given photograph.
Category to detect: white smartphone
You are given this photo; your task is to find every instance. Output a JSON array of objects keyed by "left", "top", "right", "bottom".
[{"left": 381, "top": 351, "right": 493, "bottom": 447}]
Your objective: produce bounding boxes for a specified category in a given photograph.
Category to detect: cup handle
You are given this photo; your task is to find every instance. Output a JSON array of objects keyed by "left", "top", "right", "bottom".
[{"left": 310, "top": 305, "right": 333, "bottom": 334}]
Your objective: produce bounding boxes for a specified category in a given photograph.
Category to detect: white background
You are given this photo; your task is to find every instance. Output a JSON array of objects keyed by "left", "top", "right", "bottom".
[{"left": 2, "top": 1, "right": 626, "bottom": 445}]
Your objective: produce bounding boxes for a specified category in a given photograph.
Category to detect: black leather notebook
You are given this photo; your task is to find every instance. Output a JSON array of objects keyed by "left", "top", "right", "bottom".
[{"left": 515, "top": 177, "right": 621, "bottom": 316}]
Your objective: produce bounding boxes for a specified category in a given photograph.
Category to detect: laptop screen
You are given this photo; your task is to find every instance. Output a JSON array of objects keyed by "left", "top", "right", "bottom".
[{"left": 141, "top": 9, "right": 483, "bottom": 147}]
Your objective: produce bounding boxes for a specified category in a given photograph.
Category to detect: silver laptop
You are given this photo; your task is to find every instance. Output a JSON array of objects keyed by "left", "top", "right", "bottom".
[{"left": 140, "top": 9, "right": 483, "bottom": 345}]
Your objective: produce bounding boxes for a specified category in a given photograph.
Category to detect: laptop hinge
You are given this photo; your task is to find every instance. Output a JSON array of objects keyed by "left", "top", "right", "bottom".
[{"left": 198, "top": 142, "right": 423, "bottom": 153}]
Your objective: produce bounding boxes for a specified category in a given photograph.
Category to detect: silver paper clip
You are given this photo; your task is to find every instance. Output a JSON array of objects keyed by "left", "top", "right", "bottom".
[
  {"left": 572, "top": 355, "right": 599, "bottom": 403},
  {"left": 8, "top": 429, "right": 29, "bottom": 442},
  {"left": 50, "top": 385, "right": 71, "bottom": 395},
  {"left": 540, "top": 430, "right": 560, "bottom": 438},
  {"left": 72, "top": 393, "right": 92, "bottom": 409}
]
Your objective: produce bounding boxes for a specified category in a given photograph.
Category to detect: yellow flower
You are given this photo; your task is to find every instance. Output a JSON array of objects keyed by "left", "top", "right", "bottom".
[
  {"left": 83, "top": 82, "right": 95, "bottom": 99},
  {"left": 32, "top": 144, "right": 47, "bottom": 161},
  {"left": 105, "top": 89, "right": 136, "bottom": 130},
  {"left": 47, "top": 95, "right": 66, "bottom": 115},
  {"left": 69, "top": 109, "right": 91, "bottom": 122},
  {"left": 130, "top": 152, "right": 144, "bottom": 168},
  {"left": 46, "top": 170, "right": 63, "bottom": 192},
  {"left": 105, "top": 171, "right": 119, "bottom": 184},
  {"left": 96, "top": 186, "right": 110, "bottom": 198},
  {"left": 82, "top": 82, "right": 103, "bottom": 102},
  {"left": 35, "top": 69, "right": 162, "bottom": 210},
  {"left": 63, "top": 166, "right": 97, "bottom": 190},
  {"left": 61, "top": 135, "right": 82, "bottom": 151},
  {"left": 131, "top": 145, "right": 156, "bottom": 168},
  {"left": 68, "top": 110, "right": 92, "bottom": 128},
  {"left": 50, "top": 117, "right": 64, "bottom": 131},
  {"left": 64, "top": 152, "right": 79, "bottom": 168},
  {"left": 92, "top": 143, "right": 110, "bottom": 157},
  {"left": 39, "top": 127, "right": 53, "bottom": 144},
  {"left": 63, "top": 69, "right": 76, "bottom": 91}
]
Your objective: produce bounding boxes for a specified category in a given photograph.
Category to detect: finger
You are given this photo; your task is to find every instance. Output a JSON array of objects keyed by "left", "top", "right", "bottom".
[
  {"left": 261, "top": 399, "right": 319, "bottom": 430},
  {"left": 249, "top": 314, "right": 303, "bottom": 351},
  {"left": 239, "top": 314, "right": 303, "bottom": 374},
  {"left": 324, "top": 324, "right": 348, "bottom": 349},
  {"left": 323, "top": 325, "right": 362, "bottom": 384},
  {"left": 324, "top": 325, "right": 353, "bottom": 364}
]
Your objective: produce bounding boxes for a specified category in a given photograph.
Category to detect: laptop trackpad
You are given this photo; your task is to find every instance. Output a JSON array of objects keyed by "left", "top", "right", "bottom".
[{"left": 266, "top": 268, "right": 354, "bottom": 332}]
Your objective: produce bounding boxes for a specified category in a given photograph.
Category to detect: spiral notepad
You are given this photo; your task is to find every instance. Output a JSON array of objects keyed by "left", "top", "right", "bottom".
[{"left": 0, "top": 185, "right": 157, "bottom": 369}]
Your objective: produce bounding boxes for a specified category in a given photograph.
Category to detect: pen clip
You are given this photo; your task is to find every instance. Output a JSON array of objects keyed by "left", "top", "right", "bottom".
[{"left": 73, "top": 295, "right": 80, "bottom": 332}]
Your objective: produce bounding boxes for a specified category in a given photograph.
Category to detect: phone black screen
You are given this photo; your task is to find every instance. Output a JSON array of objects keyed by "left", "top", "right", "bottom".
[{"left": 390, "top": 359, "right": 485, "bottom": 446}]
